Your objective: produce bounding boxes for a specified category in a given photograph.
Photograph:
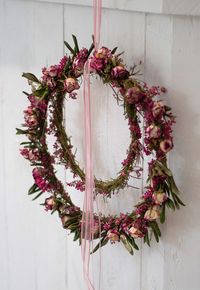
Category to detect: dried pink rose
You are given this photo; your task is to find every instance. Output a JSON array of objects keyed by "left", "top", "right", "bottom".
[
  {"left": 146, "top": 124, "right": 161, "bottom": 139},
  {"left": 95, "top": 47, "right": 112, "bottom": 59},
  {"left": 144, "top": 206, "right": 160, "bottom": 221},
  {"left": 111, "top": 65, "right": 129, "bottom": 79},
  {"left": 125, "top": 87, "right": 143, "bottom": 104},
  {"left": 47, "top": 65, "right": 58, "bottom": 77},
  {"left": 107, "top": 230, "right": 119, "bottom": 243},
  {"left": 129, "top": 226, "right": 144, "bottom": 238},
  {"left": 61, "top": 215, "right": 70, "bottom": 226},
  {"left": 152, "top": 101, "right": 165, "bottom": 118},
  {"left": 45, "top": 197, "right": 56, "bottom": 211},
  {"left": 160, "top": 139, "right": 173, "bottom": 153},
  {"left": 152, "top": 191, "right": 167, "bottom": 205},
  {"left": 64, "top": 77, "right": 80, "bottom": 93}
]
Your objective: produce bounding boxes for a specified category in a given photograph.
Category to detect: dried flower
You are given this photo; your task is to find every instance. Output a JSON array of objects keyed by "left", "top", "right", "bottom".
[
  {"left": 160, "top": 139, "right": 173, "bottom": 153},
  {"left": 111, "top": 65, "right": 129, "bottom": 79},
  {"left": 64, "top": 77, "right": 80, "bottom": 93},
  {"left": 45, "top": 197, "right": 56, "bottom": 211},
  {"left": 144, "top": 206, "right": 160, "bottom": 221},
  {"left": 129, "top": 226, "right": 143, "bottom": 238},
  {"left": 146, "top": 124, "right": 161, "bottom": 139},
  {"left": 152, "top": 191, "right": 167, "bottom": 205},
  {"left": 107, "top": 229, "right": 120, "bottom": 243},
  {"left": 125, "top": 87, "right": 143, "bottom": 104}
]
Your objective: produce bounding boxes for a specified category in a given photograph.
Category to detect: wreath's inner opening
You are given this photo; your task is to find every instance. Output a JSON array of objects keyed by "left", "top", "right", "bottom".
[{"left": 58, "top": 76, "right": 144, "bottom": 215}]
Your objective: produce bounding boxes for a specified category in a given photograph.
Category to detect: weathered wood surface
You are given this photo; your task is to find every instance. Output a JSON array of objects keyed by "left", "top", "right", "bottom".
[{"left": 0, "top": 1, "right": 200, "bottom": 289}]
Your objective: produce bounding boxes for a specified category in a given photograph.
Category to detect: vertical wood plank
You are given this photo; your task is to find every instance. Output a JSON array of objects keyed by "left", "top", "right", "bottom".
[
  {"left": 163, "top": 15, "right": 200, "bottom": 290},
  {"left": 141, "top": 14, "right": 173, "bottom": 290},
  {"left": 0, "top": 4, "right": 10, "bottom": 290},
  {"left": 0, "top": 1, "right": 66, "bottom": 290}
]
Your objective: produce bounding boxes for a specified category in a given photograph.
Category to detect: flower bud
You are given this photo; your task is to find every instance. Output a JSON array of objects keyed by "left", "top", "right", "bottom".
[
  {"left": 64, "top": 77, "right": 80, "bottom": 93},
  {"left": 111, "top": 65, "right": 129, "bottom": 79},
  {"left": 144, "top": 206, "right": 160, "bottom": 221}
]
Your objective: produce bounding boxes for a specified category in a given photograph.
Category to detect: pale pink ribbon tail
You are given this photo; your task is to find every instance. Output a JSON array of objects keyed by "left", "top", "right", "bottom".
[{"left": 81, "top": 1, "right": 102, "bottom": 290}]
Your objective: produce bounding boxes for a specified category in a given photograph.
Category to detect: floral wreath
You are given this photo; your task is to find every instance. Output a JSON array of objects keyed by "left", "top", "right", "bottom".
[{"left": 17, "top": 35, "right": 184, "bottom": 255}]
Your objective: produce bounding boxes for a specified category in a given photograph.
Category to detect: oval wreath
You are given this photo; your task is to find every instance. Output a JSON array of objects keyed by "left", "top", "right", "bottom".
[{"left": 17, "top": 35, "right": 184, "bottom": 255}]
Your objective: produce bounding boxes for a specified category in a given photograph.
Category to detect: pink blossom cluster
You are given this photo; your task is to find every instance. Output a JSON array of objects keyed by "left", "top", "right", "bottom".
[
  {"left": 67, "top": 180, "right": 85, "bottom": 192},
  {"left": 90, "top": 47, "right": 112, "bottom": 72},
  {"left": 41, "top": 56, "right": 68, "bottom": 89},
  {"left": 32, "top": 167, "right": 52, "bottom": 192},
  {"left": 20, "top": 148, "right": 40, "bottom": 162},
  {"left": 73, "top": 48, "right": 88, "bottom": 77},
  {"left": 23, "top": 106, "right": 38, "bottom": 127},
  {"left": 28, "top": 95, "right": 47, "bottom": 114}
]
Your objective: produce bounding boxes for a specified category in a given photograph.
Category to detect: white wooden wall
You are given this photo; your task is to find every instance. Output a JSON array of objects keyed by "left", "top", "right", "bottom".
[{"left": 1, "top": 0, "right": 200, "bottom": 289}]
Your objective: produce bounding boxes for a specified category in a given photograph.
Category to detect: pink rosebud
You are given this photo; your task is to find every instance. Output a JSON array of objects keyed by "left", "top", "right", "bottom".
[
  {"left": 111, "top": 65, "right": 129, "bottom": 79},
  {"left": 64, "top": 77, "right": 80, "bottom": 93},
  {"left": 146, "top": 124, "right": 161, "bottom": 139},
  {"left": 90, "top": 57, "right": 104, "bottom": 71},
  {"left": 48, "top": 65, "right": 58, "bottom": 77},
  {"left": 107, "top": 230, "right": 119, "bottom": 243},
  {"left": 152, "top": 101, "right": 165, "bottom": 118},
  {"left": 24, "top": 106, "right": 34, "bottom": 115},
  {"left": 144, "top": 206, "right": 160, "bottom": 221},
  {"left": 20, "top": 148, "right": 39, "bottom": 162},
  {"left": 46, "top": 77, "right": 56, "bottom": 88},
  {"left": 73, "top": 48, "right": 88, "bottom": 77},
  {"left": 25, "top": 115, "right": 38, "bottom": 127},
  {"left": 129, "top": 226, "right": 144, "bottom": 238},
  {"left": 61, "top": 215, "right": 70, "bottom": 227},
  {"left": 152, "top": 191, "right": 167, "bottom": 205},
  {"left": 95, "top": 47, "right": 112, "bottom": 59},
  {"left": 45, "top": 197, "right": 56, "bottom": 211},
  {"left": 160, "top": 139, "right": 173, "bottom": 153},
  {"left": 125, "top": 87, "right": 143, "bottom": 104}
]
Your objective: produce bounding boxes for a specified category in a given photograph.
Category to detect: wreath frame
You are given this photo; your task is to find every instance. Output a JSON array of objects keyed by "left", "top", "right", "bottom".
[{"left": 17, "top": 35, "right": 185, "bottom": 255}]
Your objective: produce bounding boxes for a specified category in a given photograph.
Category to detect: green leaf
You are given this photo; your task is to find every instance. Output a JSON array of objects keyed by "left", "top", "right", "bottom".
[
  {"left": 160, "top": 204, "right": 166, "bottom": 224},
  {"left": 168, "top": 176, "right": 179, "bottom": 195},
  {"left": 32, "top": 191, "right": 43, "bottom": 200},
  {"left": 73, "top": 231, "right": 80, "bottom": 241},
  {"left": 22, "top": 73, "right": 40, "bottom": 83},
  {"left": 64, "top": 41, "right": 75, "bottom": 55},
  {"left": 16, "top": 128, "right": 28, "bottom": 135},
  {"left": 91, "top": 237, "right": 108, "bottom": 254},
  {"left": 173, "top": 194, "right": 185, "bottom": 206},
  {"left": 34, "top": 87, "right": 49, "bottom": 100},
  {"left": 87, "top": 41, "right": 94, "bottom": 57},
  {"left": 156, "top": 161, "right": 172, "bottom": 176},
  {"left": 23, "top": 91, "right": 30, "bottom": 97},
  {"left": 72, "top": 34, "right": 79, "bottom": 53},
  {"left": 28, "top": 183, "right": 39, "bottom": 195},
  {"left": 144, "top": 231, "right": 151, "bottom": 247},
  {"left": 150, "top": 221, "right": 161, "bottom": 242},
  {"left": 111, "top": 47, "right": 118, "bottom": 54},
  {"left": 166, "top": 198, "right": 176, "bottom": 210},
  {"left": 120, "top": 234, "right": 134, "bottom": 255}
]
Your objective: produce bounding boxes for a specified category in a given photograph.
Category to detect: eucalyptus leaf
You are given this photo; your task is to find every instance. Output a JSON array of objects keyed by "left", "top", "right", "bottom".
[
  {"left": 91, "top": 237, "right": 108, "bottom": 254},
  {"left": 120, "top": 234, "right": 134, "bottom": 255},
  {"left": 72, "top": 34, "right": 79, "bottom": 53},
  {"left": 22, "top": 73, "right": 40, "bottom": 83},
  {"left": 32, "top": 191, "right": 43, "bottom": 201},
  {"left": 64, "top": 41, "right": 75, "bottom": 55},
  {"left": 160, "top": 204, "right": 166, "bottom": 224},
  {"left": 111, "top": 47, "right": 118, "bottom": 54}
]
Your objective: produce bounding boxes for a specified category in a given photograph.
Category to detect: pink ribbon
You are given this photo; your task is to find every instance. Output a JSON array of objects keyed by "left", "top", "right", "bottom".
[{"left": 81, "top": 1, "right": 102, "bottom": 290}]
